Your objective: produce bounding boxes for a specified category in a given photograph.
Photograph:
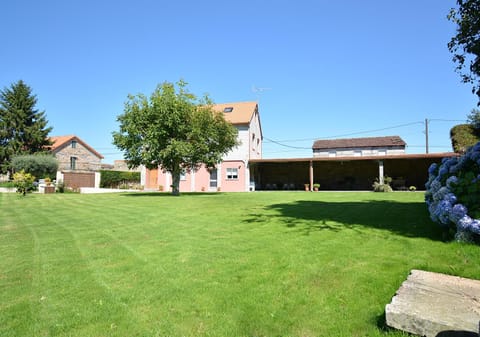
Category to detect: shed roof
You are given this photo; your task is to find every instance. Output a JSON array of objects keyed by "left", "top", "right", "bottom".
[
  {"left": 250, "top": 152, "right": 458, "bottom": 164},
  {"left": 312, "top": 136, "right": 406, "bottom": 150}
]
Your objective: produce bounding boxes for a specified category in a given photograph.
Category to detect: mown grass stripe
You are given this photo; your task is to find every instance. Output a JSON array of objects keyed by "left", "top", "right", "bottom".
[{"left": 1, "top": 192, "right": 479, "bottom": 336}]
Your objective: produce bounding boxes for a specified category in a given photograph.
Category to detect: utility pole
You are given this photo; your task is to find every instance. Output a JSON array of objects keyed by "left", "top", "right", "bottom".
[{"left": 425, "top": 118, "right": 429, "bottom": 154}]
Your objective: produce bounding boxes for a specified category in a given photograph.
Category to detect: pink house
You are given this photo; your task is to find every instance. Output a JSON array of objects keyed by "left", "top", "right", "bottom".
[{"left": 141, "top": 101, "right": 263, "bottom": 192}]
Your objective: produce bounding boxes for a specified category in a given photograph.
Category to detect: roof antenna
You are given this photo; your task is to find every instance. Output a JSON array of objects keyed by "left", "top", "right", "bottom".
[{"left": 252, "top": 85, "right": 271, "bottom": 102}]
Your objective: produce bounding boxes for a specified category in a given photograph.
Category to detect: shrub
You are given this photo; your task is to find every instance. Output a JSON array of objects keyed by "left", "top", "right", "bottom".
[
  {"left": 11, "top": 154, "right": 58, "bottom": 180},
  {"left": 13, "top": 170, "right": 35, "bottom": 196},
  {"left": 450, "top": 124, "right": 480, "bottom": 153},
  {"left": 100, "top": 170, "right": 140, "bottom": 188},
  {"left": 0, "top": 181, "right": 15, "bottom": 188},
  {"left": 372, "top": 176, "right": 392, "bottom": 192},
  {"left": 425, "top": 142, "right": 480, "bottom": 243},
  {"left": 373, "top": 182, "right": 393, "bottom": 192}
]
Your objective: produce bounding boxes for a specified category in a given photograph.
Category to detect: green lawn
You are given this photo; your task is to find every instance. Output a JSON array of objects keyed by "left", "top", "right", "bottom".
[{"left": 1, "top": 191, "right": 479, "bottom": 337}]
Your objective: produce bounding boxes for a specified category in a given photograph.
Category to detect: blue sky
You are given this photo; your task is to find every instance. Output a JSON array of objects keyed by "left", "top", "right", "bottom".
[{"left": 1, "top": 0, "right": 477, "bottom": 163}]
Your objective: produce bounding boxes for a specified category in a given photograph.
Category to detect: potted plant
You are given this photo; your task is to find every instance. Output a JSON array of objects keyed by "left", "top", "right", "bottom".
[
  {"left": 304, "top": 183, "right": 310, "bottom": 191},
  {"left": 313, "top": 183, "right": 320, "bottom": 191}
]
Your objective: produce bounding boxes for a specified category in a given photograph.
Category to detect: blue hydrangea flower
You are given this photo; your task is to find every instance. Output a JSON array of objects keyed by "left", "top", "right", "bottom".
[
  {"left": 449, "top": 164, "right": 460, "bottom": 174},
  {"left": 435, "top": 199, "right": 452, "bottom": 225},
  {"left": 438, "top": 166, "right": 449, "bottom": 178},
  {"left": 457, "top": 215, "right": 472, "bottom": 231},
  {"left": 429, "top": 180, "right": 442, "bottom": 194},
  {"left": 470, "top": 220, "right": 480, "bottom": 234},
  {"left": 425, "top": 143, "right": 480, "bottom": 239},
  {"left": 433, "top": 186, "right": 449, "bottom": 202},
  {"left": 450, "top": 204, "right": 468, "bottom": 223},
  {"left": 428, "top": 163, "right": 438, "bottom": 175},
  {"left": 444, "top": 193, "right": 457, "bottom": 205},
  {"left": 470, "top": 150, "right": 480, "bottom": 161},
  {"left": 446, "top": 176, "right": 459, "bottom": 188},
  {"left": 472, "top": 142, "right": 480, "bottom": 152}
]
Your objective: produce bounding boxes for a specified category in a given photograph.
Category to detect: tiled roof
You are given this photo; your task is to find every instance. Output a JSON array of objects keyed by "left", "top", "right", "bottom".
[
  {"left": 312, "top": 136, "right": 406, "bottom": 150},
  {"left": 213, "top": 101, "right": 258, "bottom": 125},
  {"left": 250, "top": 152, "right": 458, "bottom": 163},
  {"left": 49, "top": 135, "right": 104, "bottom": 159}
]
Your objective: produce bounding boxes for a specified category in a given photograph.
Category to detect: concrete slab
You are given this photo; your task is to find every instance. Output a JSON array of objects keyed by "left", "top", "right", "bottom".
[{"left": 386, "top": 269, "right": 480, "bottom": 337}]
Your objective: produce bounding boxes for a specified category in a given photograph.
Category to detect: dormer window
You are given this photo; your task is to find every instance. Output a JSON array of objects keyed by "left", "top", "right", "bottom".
[{"left": 223, "top": 107, "right": 233, "bottom": 113}]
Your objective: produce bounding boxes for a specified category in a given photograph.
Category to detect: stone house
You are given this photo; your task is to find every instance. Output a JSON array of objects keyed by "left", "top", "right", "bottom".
[{"left": 49, "top": 135, "right": 104, "bottom": 188}]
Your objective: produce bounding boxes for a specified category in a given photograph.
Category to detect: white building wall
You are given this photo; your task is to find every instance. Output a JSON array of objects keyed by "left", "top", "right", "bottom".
[
  {"left": 248, "top": 111, "right": 262, "bottom": 160},
  {"left": 313, "top": 147, "right": 405, "bottom": 158},
  {"left": 223, "top": 125, "right": 250, "bottom": 162}
]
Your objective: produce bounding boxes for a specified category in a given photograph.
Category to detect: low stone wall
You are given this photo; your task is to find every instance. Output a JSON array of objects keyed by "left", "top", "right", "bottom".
[{"left": 0, "top": 187, "right": 15, "bottom": 193}]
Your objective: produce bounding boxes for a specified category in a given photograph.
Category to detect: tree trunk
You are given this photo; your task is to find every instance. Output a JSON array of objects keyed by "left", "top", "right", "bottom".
[{"left": 171, "top": 169, "right": 181, "bottom": 196}]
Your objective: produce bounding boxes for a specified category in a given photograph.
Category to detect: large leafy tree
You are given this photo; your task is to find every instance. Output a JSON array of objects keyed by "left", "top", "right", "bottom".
[
  {"left": 448, "top": 0, "right": 480, "bottom": 103},
  {"left": 0, "top": 80, "right": 52, "bottom": 174},
  {"left": 467, "top": 107, "right": 480, "bottom": 129},
  {"left": 112, "top": 80, "right": 239, "bottom": 196}
]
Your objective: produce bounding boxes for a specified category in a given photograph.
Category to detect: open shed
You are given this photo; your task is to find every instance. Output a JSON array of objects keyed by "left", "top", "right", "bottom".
[{"left": 249, "top": 152, "right": 458, "bottom": 191}]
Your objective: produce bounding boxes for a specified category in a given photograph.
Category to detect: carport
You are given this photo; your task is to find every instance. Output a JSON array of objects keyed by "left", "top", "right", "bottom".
[{"left": 249, "top": 153, "right": 458, "bottom": 191}]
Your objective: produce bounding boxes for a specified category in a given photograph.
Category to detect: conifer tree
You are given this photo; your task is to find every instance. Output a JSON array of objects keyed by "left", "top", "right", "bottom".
[{"left": 0, "top": 80, "right": 52, "bottom": 174}]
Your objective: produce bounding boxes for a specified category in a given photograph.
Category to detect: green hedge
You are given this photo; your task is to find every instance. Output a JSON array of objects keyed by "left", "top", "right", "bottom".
[
  {"left": 450, "top": 124, "right": 480, "bottom": 153},
  {"left": 100, "top": 170, "right": 140, "bottom": 188},
  {"left": 11, "top": 154, "right": 58, "bottom": 180}
]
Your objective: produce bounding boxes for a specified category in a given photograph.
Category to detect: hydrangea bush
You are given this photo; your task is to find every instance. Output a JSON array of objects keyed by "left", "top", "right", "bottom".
[{"left": 425, "top": 142, "right": 480, "bottom": 243}]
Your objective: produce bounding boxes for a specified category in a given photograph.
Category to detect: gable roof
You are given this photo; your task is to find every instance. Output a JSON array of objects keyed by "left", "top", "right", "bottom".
[
  {"left": 213, "top": 101, "right": 258, "bottom": 125},
  {"left": 49, "top": 135, "right": 104, "bottom": 159},
  {"left": 312, "top": 136, "right": 406, "bottom": 150}
]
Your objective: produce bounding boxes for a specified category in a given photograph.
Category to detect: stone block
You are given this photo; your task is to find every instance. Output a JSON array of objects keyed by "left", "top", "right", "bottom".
[{"left": 386, "top": 269, "right": 480, "bottom": 337}]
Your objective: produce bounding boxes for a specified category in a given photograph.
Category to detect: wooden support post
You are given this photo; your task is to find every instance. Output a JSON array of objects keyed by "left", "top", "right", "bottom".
[{"left": 309, "top": 160, "right": 314, "bottom": 191}]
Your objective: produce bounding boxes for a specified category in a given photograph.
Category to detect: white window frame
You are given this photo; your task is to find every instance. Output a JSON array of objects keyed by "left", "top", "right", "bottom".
[{"left": 226, "top": 167, "right": 238, "bottom": 180}]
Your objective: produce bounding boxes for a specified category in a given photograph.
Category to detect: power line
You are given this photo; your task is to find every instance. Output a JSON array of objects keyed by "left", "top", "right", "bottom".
[
  {"left": 263, "top": 121, "right": 425, "bottom": 144},
  {"left": 263, "top": 137, "right": 311, "bottom": 149},
  {"left": 429, "top": 119, "right": 467, "bottom": 123}
]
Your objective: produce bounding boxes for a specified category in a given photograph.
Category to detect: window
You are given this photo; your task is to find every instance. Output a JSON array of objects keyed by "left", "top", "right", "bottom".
[
  {"left": 226, "top": 167, "right": 238, "bottom": 180},
  {"left": 209, "top": 169, "right": 217, "bottom": 188},
  {"left": 71, "top": 140, "right": 77, "bottom": 148},
  {"left": 223, "top": 107, "right": 233, "bottom": 113},
  {"left": 180, "top": 170, "right": 186, "bottom": 181},
  {"left": 70, "top": 157, "right": 77, "bottom": 170}
]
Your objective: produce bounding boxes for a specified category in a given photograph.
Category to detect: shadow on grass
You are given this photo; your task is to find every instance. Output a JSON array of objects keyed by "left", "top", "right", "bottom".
[{"left": 245, "top": 200, "right": 445, "bottom": 241}]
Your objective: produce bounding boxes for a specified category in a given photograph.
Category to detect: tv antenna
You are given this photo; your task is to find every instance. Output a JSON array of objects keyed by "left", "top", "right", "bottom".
[{"left": 252, "top": 85, "right": 271, "bottom": 102}]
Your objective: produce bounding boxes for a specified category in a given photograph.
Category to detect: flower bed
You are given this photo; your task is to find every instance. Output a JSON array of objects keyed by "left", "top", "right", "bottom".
[{"left": 425, "top": 142, "right": 480, "bottom": 243}]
